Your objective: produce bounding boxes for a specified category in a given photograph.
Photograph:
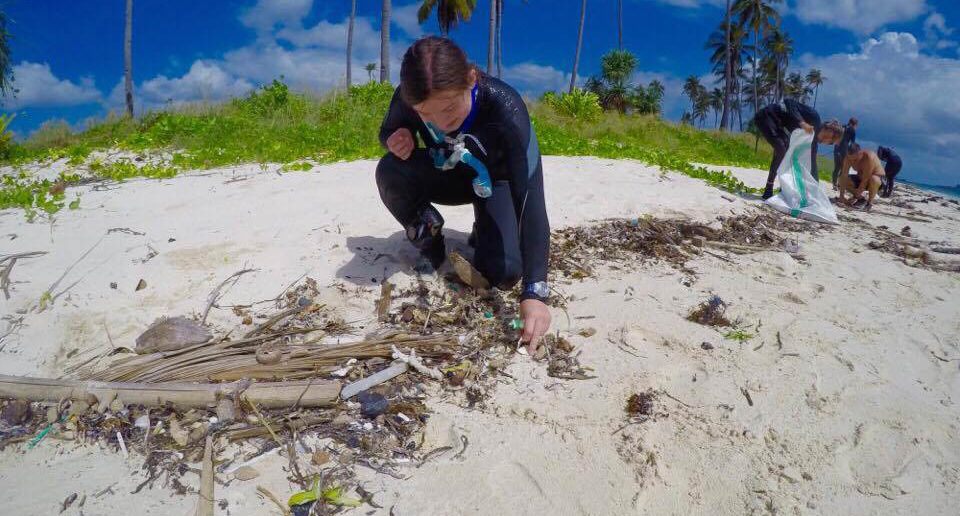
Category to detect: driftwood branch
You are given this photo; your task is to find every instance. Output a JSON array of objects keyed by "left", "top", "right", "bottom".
[
  {"left": 0, "top": 374, "right": 341, "bottom": 409},
  {"left": 196, "top": 436, "right": 214, "bottom": 516}
]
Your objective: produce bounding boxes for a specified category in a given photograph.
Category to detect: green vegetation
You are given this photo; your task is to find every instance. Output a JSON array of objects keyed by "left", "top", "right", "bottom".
[
  {"left": 2, "top": 79, "right": 824, "bottom": 216},
  {"left": 724, "top": 329, "right": 755, "bottom": 342}
]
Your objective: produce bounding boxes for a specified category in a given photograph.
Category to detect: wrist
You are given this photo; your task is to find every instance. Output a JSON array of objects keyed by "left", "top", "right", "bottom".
[{"left": 520, "top": 281, "right": 549, "bottom": 302}]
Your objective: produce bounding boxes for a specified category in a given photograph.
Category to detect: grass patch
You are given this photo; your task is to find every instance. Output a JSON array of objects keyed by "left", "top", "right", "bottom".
[
  {"left": 3, "top": 79, "right": 831, "bottom": 215},
  {"left": 724, "top": 329, "right": 755, "bottom": 342}
]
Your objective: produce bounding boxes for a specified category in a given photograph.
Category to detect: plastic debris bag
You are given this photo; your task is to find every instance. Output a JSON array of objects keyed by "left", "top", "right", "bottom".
[{"left": 765, "top": 129, "right": 839, "bottom": 224}]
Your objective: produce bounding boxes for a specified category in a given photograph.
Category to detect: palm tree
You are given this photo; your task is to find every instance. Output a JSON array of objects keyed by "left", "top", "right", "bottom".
[
  {"left": 710, "top": 87, "right": 724, "bottom": 128},
  {"left": 707, "top": 19, "right": 749, "bottom": 130},
  {"left": 124, "top": 0, "right": 134, "bottom": 117},
  {"left": 805, "top": 68, "right": 824, "bottom": 107},
  {"left": 365, "top": 62, "right": 377, "bottom": 82},
  {"left": 683, "top": 75, "right": 703, "bottom": 116},
  {"left": 647, "top": 80, "right": 664, "bottom": 113},
  {"left": 597, "top": 49, "right": 636, "bottom": 113},
  {"left": 488, "top": 0, "right": 497, "bottom": 74},
  {"left": 694, "top": 92, "right": 710, "bottom": 128},
  {"left": 569, "top": 0, "right": 587, "bottom": 94},
  {"left": 418, "top": 0, "right": 477, "bottom": 36},
  {"left": 785, "top": 72, "right": 808, "bottom": 101},
  {"left": 733, "top": 0, "right": 781, "bottom": 120},
  {"left": 346, "top": 0, "right": 356, "bottom": 88},
  {"left": 381, "top": 0, "right": 391, "bottom": 83},
  {"left": 720, "top": 0, "right": 731, "bottom": 131},
  {"left": 764, "top": 27, "right": 792, "bottom": 101},
  {"left": 0, "top": 9, "right": 14, "bottom": 98}
]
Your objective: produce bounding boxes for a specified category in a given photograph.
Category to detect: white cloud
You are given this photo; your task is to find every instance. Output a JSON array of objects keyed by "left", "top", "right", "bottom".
[
  {"left": 502, "top": 62, "right": 574, "bottom": 95},
  {"left": 276, "top": 17, "right": 382, "bottom": 57},
  {"left": 2, "top": 62, "right": 102, "bottom": 108},
  {"left": 239, "top": 0, "right": 313, "bottom": 32},
  {"left": 393, "top": 2, "right": 425, "bottom": 38},
  {"left": 798, "top": 31, "right": 960, "bottom": 184},
  {"left": 922, "top": 11, "right": 957, "bottom": 50},
  {"left": 790, "top": 0, "right": 929, "bottom": 35},
  {"left": 106, "top": 61, "right": 254, "bottom": 113}
]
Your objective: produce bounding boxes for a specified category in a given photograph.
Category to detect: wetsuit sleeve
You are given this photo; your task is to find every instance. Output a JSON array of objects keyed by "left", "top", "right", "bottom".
[
  {"left": 783, "top": 99, "right": 821, "bottom": 130},
  {"left": 379, "top": 87, "right": 418, "bottom": 149},
  {"left": 501, "top": 102, "right": 550, "bottom": 285}
]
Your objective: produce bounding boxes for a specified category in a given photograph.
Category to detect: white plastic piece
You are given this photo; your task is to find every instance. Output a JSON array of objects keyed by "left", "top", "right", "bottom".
[
  {"left": 117, "top": 431, "right": 128, "bottom": 458},
  {"left": 340, "top": 361, "right": 409, "bottom": 399},
  {"left": 134, "top": 414, "right": 150, "bottom": 430},
  {"left": 765, "top": 129, "right": 839, "bottom": 224}
]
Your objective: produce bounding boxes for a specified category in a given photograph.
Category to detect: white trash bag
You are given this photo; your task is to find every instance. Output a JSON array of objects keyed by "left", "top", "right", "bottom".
[{"left": 765, "top": 129, "right": 838, "bottom": 224}]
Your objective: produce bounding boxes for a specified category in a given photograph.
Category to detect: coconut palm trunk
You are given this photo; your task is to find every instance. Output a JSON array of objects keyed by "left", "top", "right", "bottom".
[
  {"left": 124, "top": 0, "right": 134, "bottom": 118},
  {"left": 380, "top": 0, "right": 391, "bottom": 83},
  {"left": 569, "top": 0, "right": 586, "bottom": 94},
  {"left": 496, "top": 0, "right": 503, "bottom": 77},
  {"left": 346, "top": 0, "right": 356, "bottom": 88},
  {"left": 720, "top": 0, "right": 731, "bottom": 131},
  {"left": 617, "top": 0, "right": 623, "bottom": 50},
  {"left": 488, "top": 0, "right": 496, "bottom": 74}
]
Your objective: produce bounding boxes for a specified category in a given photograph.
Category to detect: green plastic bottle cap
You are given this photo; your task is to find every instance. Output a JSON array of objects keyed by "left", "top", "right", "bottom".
[
  {"left": 483, "top": 312, "right": 494, "bottom": 318},
  {"left": 509, "top": 318, "right": 524, "bottom": 330}
]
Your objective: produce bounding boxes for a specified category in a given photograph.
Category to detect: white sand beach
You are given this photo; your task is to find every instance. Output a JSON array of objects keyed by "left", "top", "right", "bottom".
[{"left": 2, "top": 156, "right": 959, "bottom": 515}]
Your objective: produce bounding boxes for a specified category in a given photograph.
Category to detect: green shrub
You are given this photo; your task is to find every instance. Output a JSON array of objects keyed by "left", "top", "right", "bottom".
[{"left": 548, "top": 89, "right": 602, "bottom": 121}]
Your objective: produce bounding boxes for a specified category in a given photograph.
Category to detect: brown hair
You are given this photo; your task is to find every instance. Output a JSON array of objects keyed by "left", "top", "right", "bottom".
[
  {"left": 400, "top": 36, "right": 477, "bottom": 106},
  {"left": 823, "top": 119, "right": 843, "bottom": 136},
  {"left": 848, "top": 117, "right": 858, "bottom": 126},
  {"left": 848, "top": 142, "right": 861, "bottom": 155}
]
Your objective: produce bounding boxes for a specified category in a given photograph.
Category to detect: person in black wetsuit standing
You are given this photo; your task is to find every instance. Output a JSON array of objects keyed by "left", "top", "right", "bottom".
[
  {"left": 376, "top": 36, "right": 551, "bottom": 350},
  {"left": 877, "top": 146, "right": 903, "bottom": 198},
  {"left": 753, "top": 99, "right": 844, "bottom": 200},
  {"left": 832, "top": 117, "right": 858, "bottom": 189}
]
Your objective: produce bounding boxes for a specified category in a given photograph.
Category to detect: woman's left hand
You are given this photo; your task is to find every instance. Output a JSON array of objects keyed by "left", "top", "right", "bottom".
[
  {"left": 800, "top": 121, "right": 814, "bottom": 134},
  {"left": 520, "top": 299, "right": 552, "bottom": 355}
]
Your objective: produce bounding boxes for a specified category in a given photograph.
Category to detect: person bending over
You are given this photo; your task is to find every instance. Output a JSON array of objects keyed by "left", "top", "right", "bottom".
[
  {"left": 753, "top": 99, "right": 843, "bottom": 200},
  {"left": 838, "top": 143, "right": 884, "bottom": 211}
]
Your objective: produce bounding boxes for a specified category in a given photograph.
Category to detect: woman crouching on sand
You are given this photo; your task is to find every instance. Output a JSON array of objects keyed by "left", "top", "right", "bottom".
[
  {"left": 375, "top": 36, "right": 551, "bottom": 352},
  {"left": 753, "top": 99, "right": 844, "bottom": 200}
]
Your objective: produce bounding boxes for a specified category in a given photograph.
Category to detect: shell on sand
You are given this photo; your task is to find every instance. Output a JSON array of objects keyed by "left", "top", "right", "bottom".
[{"left": 135, "top": 316, "right": 212, "bottom": 354}]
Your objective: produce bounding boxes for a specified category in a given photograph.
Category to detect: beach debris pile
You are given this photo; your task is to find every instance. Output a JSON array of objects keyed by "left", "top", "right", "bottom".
[
  {"left": 0, "top": 265, "right": 595, "bottom": 512},
  {"left": 549, "top": 210, "right": 817, "bottom": 279}
]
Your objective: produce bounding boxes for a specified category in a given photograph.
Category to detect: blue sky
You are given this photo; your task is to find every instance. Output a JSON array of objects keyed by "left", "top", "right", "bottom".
[{"left": 2, "top": 0, "right": 959, "bottom": 186}]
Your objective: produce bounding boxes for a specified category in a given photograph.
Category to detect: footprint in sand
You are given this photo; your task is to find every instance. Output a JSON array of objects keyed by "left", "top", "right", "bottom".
[{"left": 839, "top": 422, "right": 918, "bottom": 500}]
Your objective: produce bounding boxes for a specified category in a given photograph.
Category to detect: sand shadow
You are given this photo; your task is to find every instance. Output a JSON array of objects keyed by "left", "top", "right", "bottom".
[{"left": 335, "top": 229, "right": 472, "bottom": 286}]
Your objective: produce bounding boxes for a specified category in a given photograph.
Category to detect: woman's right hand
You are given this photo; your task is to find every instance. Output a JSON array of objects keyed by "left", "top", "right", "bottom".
[{"left": 386, "top": 128, "right": 414, "bottom": 160}]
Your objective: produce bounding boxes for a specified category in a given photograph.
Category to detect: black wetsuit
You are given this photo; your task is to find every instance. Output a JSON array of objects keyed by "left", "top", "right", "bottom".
[
  {"left": 753, "top": 99, "right": 822, "bottom": 198},
  {"left": 877, "top": 146, "right": 902, "bottom": 197},
  {"left": 832, "top": 124, "right": 857, "bottom": 186},
  {"left": 376, "top": 73, "right": 549, "bottom": 291}
]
